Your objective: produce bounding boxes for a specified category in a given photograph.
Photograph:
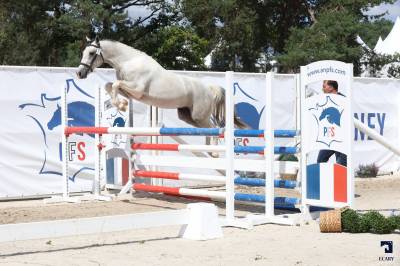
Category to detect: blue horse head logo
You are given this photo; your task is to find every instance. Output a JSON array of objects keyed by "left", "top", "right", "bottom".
[
  {"left": 319, "top": 107, "right": 342, "bottom": 127},
  {"left": 112, "top": 117, "right": 125, "bottom": 127},
  {"left": 235, "top": 102, "right": 264, "bottom": 129},
  {"left": 47, "top": 101, "right": 95, "bottom": 138},
  {"left": 233, "top": 82, "right": 263, "bottom": 130}
]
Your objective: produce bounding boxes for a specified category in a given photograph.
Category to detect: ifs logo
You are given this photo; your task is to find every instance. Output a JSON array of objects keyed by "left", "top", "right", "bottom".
[
  {"left": 379, "top": 241, "right": 394, "bottom": 262},
  {"left": 19, "top": 79, "right": 95, "bottom": 181},
  {"left": 309, "top": 96, "right": 343, "bottom": 147}
]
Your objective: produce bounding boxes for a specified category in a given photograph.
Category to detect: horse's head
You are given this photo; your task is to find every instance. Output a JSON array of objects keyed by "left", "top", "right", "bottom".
[
  {"left": 77, "top": 36, "right": 104, "bottom": 79},
  {"left": 47, "top": 104, "right": 61, "bottom": 130}
]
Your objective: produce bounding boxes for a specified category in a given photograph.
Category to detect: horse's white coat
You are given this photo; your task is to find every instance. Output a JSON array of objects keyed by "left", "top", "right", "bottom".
[{"left": 77, "top": 39, "right": 232, "bottom": 129}]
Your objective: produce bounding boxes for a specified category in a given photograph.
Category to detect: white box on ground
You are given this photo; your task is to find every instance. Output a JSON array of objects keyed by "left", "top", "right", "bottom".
[{"left": 180, "top": 203, "right": 223, "bottom": 241}]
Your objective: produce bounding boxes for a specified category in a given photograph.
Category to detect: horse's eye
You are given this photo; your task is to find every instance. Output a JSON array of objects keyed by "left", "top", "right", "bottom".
[{"left": 89, "top": 52, "right": 95, "bottom": 56}]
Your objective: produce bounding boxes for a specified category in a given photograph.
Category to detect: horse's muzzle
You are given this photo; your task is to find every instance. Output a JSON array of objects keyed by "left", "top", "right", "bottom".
[{"left": 76, "top": 66, "right": 89, "bottom": 79}]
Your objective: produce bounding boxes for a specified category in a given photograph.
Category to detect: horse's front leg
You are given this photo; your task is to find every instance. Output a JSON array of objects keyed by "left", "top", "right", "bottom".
[
  {"left": 105, "top": 82, "right": 125, "bottom": 110},
  {"left": 111, "top": 80, "right": 145, "bottom": 112}
]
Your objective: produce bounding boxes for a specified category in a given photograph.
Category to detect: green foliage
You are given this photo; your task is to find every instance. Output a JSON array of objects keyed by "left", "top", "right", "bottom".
[
  {"left": 341, "top": 209, "right": 400, "bottom": 234},
  {"left": 277, "top": 154, "right": 298, "bottom": 161},
  {"left": 150, "top": 26, "right": 209, "bottom": 70},
  {"left": 356, "top": 163, "right": 379, "bottom": 178},
  {"left": 0, "top": 0, "right": 396, "bottom": 72},
  {"left": 280, "top": 9, "right": 363, "bottom": 73},
  {"left": 387, "top": 215, "right": 400, "bottom": 230},
  {"left": 366, "top": 211, "right": 397, "bottom": 234},
  {"left": 358, "top": 19, "right": 393, "bottom": 48},
  {"left": 361, "top": 49, "right": 400, "bottom": 78},
  {"left": 0, "top": 0, "right": 178, "bottom": 67},
  {"left": 279, "top": 0, "right": 395, "bottom": 74},
  {"left": 342, "top": 209, "right": 363, "bottom": 233}
]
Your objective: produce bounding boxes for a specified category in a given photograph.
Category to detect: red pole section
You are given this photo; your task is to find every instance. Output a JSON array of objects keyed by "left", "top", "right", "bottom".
[
  {"left": 131, "top": 143, "right": 179, "bottom": 151},
  {"left": 65, "top": 127, "right": 108, "bottom": 135},
  {"left": 133, "top": 183, "right": 180, "bottom": 195},
  {"left": 134, "top": 170, "right": 180, "bottom": 180}
]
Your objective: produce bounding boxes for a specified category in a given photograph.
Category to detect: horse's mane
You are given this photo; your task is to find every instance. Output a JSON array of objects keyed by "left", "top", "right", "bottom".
[{"left": 101, "top": 39, "right": 147, "bottom": 56}]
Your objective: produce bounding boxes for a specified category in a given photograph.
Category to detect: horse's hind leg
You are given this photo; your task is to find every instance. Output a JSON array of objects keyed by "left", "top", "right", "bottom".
[
  {"left": 177, "top": 107, "right": 197, "bottom": 127},
  {"left": 190, "top": 101, "right": 222, "bottom": 156},
  {"left": 178, "top": 107, "right": 220, "bottom": 157},
  {"left": 193, "top": 119, "right": 220, "bottom": 158}
]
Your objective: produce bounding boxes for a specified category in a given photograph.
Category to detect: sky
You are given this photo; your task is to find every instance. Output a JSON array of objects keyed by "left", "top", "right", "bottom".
[
  {"left": 126, "top": 1, "right": 400, "bottom": 23},
  {"left": 365, "top": 0, "right": 400, "bottom": 21},
  {"left": 126, "top": 6, "right": 151, "bottom": 21}
]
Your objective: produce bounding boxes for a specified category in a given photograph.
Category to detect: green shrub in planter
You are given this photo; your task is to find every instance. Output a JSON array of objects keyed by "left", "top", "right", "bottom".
[
  {"left": 341, "top": 209, "right": 400, "bottom": 234},
  {"left": 277, "top": 154, "right": 298, "bottom": 161},
  {"left": 341, "top": 209, "right": 362, "bottom": 233},
  {"left": 362, "top": 211, "right": 395, "bottom": 234},
  {"left": 387, "top": 215, "right": 400, "bottom": 230}
]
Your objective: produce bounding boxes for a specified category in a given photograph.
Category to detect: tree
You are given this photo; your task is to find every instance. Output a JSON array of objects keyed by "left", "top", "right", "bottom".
[
  {"left": 0, "top": 1, "right": 61, "bottom": 65},
  {"left": 0, "top": 0, "right": 180, "bottom": 67},
  {"left": 0, "top": 0, "right": 397, "bottom": 73},
  {"left": 279, "top": 0, "right": 395, "bottom": 74},
  {"left": 181, "top": 0, "right": 263, "bottom": 72},
  {"left": 358, "top": 19, "right": 393, "bottom": 48},
  {"left": 141, "top": 26, "right": 209, "bottom": 70}
]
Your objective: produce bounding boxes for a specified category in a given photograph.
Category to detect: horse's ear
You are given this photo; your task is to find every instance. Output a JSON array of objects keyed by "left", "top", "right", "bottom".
[
  {"left": 86, "top": 36, "right": 91, "bottom": 43},
  {"left": 95, "top": 35, "right": 99, "bottom": 44}
]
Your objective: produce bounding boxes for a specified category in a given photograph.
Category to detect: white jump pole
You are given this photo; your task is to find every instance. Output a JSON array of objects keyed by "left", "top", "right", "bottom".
[
  {"left": 354, "top": 117, "right": 400, "bottom": 157},
  {"left": 264, "top": 73, "right": 274, "bottom": 217},
  {"left": 91, "top": 85, "right": 112, "bottom": 201},
  {"left": 61, "top": 85, "right": 69, "bottom": 199},
  {"left": 44, "top": 86, "right": 80, "bottom": 203},
  {"left": 92, "top": 85, "right": 112, "bottom": 201},
  {"left": 225, "top": 71, "right": 235, "bottom": 222},
  {"left": 94, "top": 85, "right": 101, "bottom": 196}
]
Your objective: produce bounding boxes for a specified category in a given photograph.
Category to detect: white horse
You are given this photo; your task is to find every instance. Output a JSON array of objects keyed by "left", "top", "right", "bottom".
[{"left": 77, "top": 37, "right": 246, "bottom": 130}]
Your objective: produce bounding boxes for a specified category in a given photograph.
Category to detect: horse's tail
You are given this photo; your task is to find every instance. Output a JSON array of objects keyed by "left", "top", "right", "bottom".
[{"left": 209, "top": 85, "right": 248, "bottom": 129}]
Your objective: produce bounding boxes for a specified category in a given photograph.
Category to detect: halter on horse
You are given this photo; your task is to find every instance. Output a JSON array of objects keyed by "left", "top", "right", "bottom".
[{"left": 77, "top": 37, "right": 247, "bottom": 130}]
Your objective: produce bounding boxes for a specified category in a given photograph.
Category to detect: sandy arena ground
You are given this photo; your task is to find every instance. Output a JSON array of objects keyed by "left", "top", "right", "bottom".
[{"left": 0, "top": 175, "right": 399, "bottom": 266}]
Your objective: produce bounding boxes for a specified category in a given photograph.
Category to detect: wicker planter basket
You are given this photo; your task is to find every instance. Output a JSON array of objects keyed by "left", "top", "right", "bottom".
[{"left": 319, "top": 209, "right": 342, "bottom": 233}]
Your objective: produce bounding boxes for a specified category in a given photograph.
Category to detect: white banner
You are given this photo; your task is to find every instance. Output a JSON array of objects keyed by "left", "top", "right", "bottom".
[
  {"left": 0, "top": 67, "right": 399, "bottom": 198},
  {"left": 353, "top": 77, "right": 400, "bottom": 172},
  {"left": 0, "top": 67, "right": 117, "bottom": 198}
]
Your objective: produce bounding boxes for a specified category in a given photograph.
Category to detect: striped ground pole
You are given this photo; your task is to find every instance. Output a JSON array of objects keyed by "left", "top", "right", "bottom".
[
  {"left": 131, "top": 143, "right": 299, "bottom": 155},
  {"left": 132, "top": 183, "right": 300, "bottom": 208},
  {"left": 133, "top": 170, "right": 297, "bottom": 189},
  {"left": 65, "top": 126, "right": 298, "bottom": 138}
]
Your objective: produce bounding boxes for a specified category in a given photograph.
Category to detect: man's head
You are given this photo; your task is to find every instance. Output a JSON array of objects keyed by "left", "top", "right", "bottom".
[{"left": 322, "top": 80, "right": 338, "bottom": 94}]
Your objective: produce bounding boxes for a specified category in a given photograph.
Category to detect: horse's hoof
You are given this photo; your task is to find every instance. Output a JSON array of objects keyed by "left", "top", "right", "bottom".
[
  {"left": 210, "top": 152, "right": 220, "bottom": 158},
  {"left": 118, "top": 102, "right": 127, "bottom": 112},
  {"left": 118, "top": 99, "right": 128, "bottom": 112}
]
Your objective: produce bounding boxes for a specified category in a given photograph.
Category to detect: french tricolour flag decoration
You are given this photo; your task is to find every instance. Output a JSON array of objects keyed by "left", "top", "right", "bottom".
[{"left": 306, "top": 162, "right": 347, "bottom": 206}]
